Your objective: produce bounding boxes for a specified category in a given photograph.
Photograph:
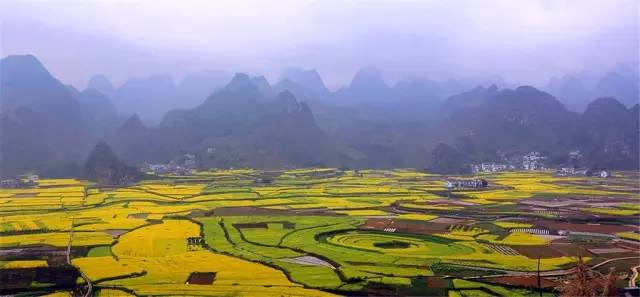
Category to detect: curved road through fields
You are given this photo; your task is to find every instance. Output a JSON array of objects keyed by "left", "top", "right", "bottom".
[{"left": 462, "top": 256, "right": 640, "bottom": 280}]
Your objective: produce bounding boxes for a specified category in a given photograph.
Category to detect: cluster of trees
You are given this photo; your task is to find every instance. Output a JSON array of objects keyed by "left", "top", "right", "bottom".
[{"left": 556, "top": 258, "right": 619, "bottom": 297}]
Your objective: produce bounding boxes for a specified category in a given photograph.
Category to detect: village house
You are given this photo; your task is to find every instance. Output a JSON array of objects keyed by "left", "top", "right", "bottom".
[
  {"left": 555, "top": 167, "right": 588, "bottom": 177},
  {"left": 568, "top": 150, "right": 583, "bottom": 162},
  {"left": 0, "top": 174, "right": 39, "bottom": 188},
  {"left": 254, "top": 177, "right": 273, "bottom": 184},
  {"left": 143, "top": 162, "right": 191, "bottom": 176},
  {"left": 471, "top": 162, "right": 514, "bottom": 174},
  {"left": 445, "top": 178, "right": 488, "bottom": 190},
  {"left": 582, "top": 169, "right": 611, "bottom": 178},
  {"left": 184, "top": 154, "right": 197, "bottom": 169},
  {"left": 522, "top": 151, "right": 546, "bottom": 170},
  {"left": 0, "top": 179, "right": 20, "bottom": 188}
]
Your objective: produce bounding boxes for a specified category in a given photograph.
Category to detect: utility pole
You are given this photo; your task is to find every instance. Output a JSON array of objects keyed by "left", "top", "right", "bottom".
[{"left": 537, "top": 249, "right": 542, "bottom": 297}]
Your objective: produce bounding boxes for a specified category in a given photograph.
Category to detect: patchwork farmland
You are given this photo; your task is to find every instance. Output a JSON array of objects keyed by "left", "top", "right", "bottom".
[{"left": 1, "top": 169, "right": 639, "bottom": 296}]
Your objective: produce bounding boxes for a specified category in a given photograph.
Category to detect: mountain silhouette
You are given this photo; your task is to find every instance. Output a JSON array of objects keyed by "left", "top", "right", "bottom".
[
  {"left": 1, "top": 54, "right": 638, "bottom": 176},
  {"left": 279, "top": 67, "right": 328, "bottom": 93},
  {"left": 86, "top": 74, "right": 115, "bottom": 98},
  {"left": 0, "top": 55, "right": 90, "bottom": 176}
]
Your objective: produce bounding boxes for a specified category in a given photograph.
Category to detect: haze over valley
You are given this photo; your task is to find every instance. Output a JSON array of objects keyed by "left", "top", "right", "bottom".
[
  {"left": 1, "top": 1, "right": 640, "bottom": 297},
  {"left": 1, "top": 0, "right": 638, "bottom": 178},
  {"left": 1, "top": 53, "right": 638, "bottom": 177}
]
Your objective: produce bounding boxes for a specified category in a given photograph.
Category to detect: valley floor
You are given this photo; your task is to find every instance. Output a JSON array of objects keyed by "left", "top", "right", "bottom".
[{"left": 0, "top": 169, "right": 638, "bottom": 296}]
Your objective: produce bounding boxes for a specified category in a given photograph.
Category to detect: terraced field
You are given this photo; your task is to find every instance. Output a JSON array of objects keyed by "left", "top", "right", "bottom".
[{"left": 1, "top": 169, "right": 638, "bottom": 296}]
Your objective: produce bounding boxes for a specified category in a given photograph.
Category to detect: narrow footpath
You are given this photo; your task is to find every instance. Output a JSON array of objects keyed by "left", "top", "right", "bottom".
[{"left": 67, "top": 224, "right": 93, "bottom": 297}]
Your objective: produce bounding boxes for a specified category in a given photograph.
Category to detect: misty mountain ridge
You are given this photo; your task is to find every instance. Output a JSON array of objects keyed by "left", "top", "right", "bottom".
[
  {"left": 437, "top": 85, "right": 576, "bottom": 153},
  {"left": 279, "top": 67, "right": 329, "bottom": 93},
  {"left": 1, "top": 55, "right": 93, "bottom": 176},
  {"left": 87, "top": 71, "right": 230, "bottom": 124},
  {"left": 81, "top": 64, "right": 636, "bottom": 124},
  {"left": 1, "top": 54, "right": 638, "bottom": 177},
  {"left": 148, "top": 75, "right": 355, "bottom": 168},
  {"left": 86, "top": 74, "right": 115, "bottom": 98},
  {"left": 176, "top": 70, "right": 230, "bottom": 108},
  {"left": 331, "top": 66, "right": 393, "bottom": 105},
  {"left": 547, "top": 64, "right": 639, "bottom": 112}
]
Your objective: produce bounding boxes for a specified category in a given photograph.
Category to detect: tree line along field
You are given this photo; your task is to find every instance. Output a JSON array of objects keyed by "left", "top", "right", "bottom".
[{"left": 0, "top": 169, "right": 638, "bottom": 296}]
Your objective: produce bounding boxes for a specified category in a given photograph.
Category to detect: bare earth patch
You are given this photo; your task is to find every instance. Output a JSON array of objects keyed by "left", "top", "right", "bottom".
[
  {"left": 587, "top": 247, "right": 632, "bottom": 255},
  {"left": 281, "top": 256, "right": 336, "bottom": 269},
  {"left": 127, "top": 213, "right": 148, "bottom": 219},
  {"left": 186, "top": 272, "right": 216, "bottom": 285},
  {"left": 105, "top": 229, "right": 128, "bottom": 238}
]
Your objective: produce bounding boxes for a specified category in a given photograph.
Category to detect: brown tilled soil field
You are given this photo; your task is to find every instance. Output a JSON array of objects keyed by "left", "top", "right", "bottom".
[
  {"left": 482, "top": 275, "right": 560, "bottom": 289},
  {"left": 534, "top": 221, "right": 639, "bottom": 234}
]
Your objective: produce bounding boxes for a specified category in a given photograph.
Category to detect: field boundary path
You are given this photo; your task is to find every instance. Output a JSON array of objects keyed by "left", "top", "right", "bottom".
[
  {"left": 591, "top": 256, "right": 640, "bottom": 270},
  {"left": 66, "top": 222, "right": 93, "bottom": 297}
]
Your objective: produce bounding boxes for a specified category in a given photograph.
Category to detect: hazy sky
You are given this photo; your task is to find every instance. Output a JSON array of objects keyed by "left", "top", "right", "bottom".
[{"left": 0, "top": 0, "right": 637, "bottom": 89}]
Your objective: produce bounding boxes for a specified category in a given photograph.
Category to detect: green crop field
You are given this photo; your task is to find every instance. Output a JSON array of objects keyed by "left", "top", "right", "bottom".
[{"left": 1, "top": 169, "right": 639, "bottom": 296}]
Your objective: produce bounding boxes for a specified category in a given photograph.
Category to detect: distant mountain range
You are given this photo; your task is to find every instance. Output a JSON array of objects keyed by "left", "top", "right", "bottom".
[
  {"left": 1, "top": 55, "right": 92, "bottom": 176},
  {"left": 547, "top": 64, "right": 639, "bottom": 112},
  {"left": 1, "top": 54, "right": 638, "bottom": 177},
  {"left": 86, "top": 70, "right": 231, "bottom": 124}
]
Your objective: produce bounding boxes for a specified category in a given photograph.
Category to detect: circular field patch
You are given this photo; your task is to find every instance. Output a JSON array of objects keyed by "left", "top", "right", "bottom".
[
  {"left": 373, "top": 240, "right": 411, "bottom": 249},
  {"left": 325, "top": 231, "right": 473, "bottom": 256}
]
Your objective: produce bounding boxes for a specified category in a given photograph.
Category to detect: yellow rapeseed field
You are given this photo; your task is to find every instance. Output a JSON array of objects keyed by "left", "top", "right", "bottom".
[
  {"left": 396, "top": 213, "right": 438, "bottom": 221},
  {"left": 617, "top": 232, "right": 640, "bottom": 241},
  {"left": 494, "top": 221, "right": 534, "bottom": 229},
  {"left": 581, "top": 207, "right": 639, "bottom": 216},
  {"left": 2, "top": 260, "right": 48, "bottom": 268},
  {"left": 477, "top": 233, "right": 550, "bottom": 246},
  {"left": 100, "top": 220, "right": 335, "bottom": 296},
  {"left": 1, "top": 231, "right": 113, "bottom": 247},
  {"left": 72, "top": 256, "right": 144, "bottom": 280}
]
